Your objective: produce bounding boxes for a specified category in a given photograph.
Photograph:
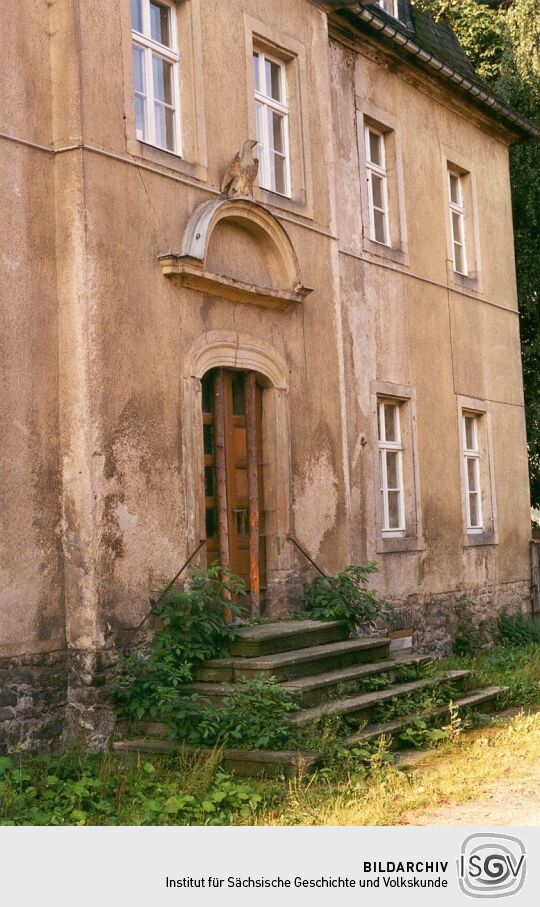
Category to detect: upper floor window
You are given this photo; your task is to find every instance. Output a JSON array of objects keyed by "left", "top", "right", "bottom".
[
  {"left": 378, "top": 400, "right": 405, "bottom": 536},
  {"left": 448, "top": 170, "right": 468, "bottom": 275},
  {"left": 462, "top": 413, "right": 483, "bottom": 532},
  {"left": 365, "top": 126, "right": 389, "bottom": 246},
  {"left": 253, "top": 51, "right": 291, "bottom": 197},
  {"left": 131, "top": 0, "right": 180, "bottom": 154},
  {"left": 374, "top": 0, "right": 399, "bottom": 17}
]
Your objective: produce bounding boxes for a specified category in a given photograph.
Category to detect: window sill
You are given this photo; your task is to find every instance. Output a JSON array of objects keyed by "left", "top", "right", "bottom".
[
  {"left": 464, "top": 531, "right": 498, "bottom": 548},
  {"left": 446, "top": 263, "right": 483, "bottom": 295},
  {"left": 256, "top": 186, "right": 313, "bottom": 221},
  {"left": 363, "top": 237, "right": 409, "bottom": 267},
  {"left": 376, "top": 536, "right": 425, "bottom": 554},
  {"left": 127, "top": 138, "right": 208, "bottom": 182}
]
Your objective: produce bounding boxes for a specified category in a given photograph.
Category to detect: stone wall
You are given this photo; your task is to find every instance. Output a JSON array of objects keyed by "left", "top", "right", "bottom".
[
  {"left": 0, "top": 652, "right": 68, "bottom": 754},
  {"left": 389, "top": 580, "right": 531, "bottom": 657}
]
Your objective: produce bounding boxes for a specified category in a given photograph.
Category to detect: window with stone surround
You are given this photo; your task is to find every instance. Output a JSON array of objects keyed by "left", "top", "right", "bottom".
[
  {"left": 131, "top": 0, "right": 181, "bottom": 154},
  {"left": 371, "top": 382, "right": 423, "bottom": 554},
  {"left": 458, "top": 399, "right": 498, "bottom": 545},
  {"left": 253, "top": 50, "right": 291, "bottom": 197},
  {"left": 358, "top": 106, "right": 409, "bottom": 265},
  {"left": 365, "top": 126, "right": 390, "bottom": 246},
  {"left": 378, "top": 399, "right": 405, "bottom": 536}
]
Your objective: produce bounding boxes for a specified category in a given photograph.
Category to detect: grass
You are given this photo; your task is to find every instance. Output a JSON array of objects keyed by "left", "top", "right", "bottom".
[
  {"left": 432, "top": 643, "right": 540, "bottom": 707},
  {"left": 2, "top": 644, "right": 540, "bottom": 826},
  {"left": 247, "top": 711, "right": 540, "bottom": 825}
]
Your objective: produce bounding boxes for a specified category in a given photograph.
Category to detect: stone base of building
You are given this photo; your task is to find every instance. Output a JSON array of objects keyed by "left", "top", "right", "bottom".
[
  {"left": 388, "top": 580, "right": 532, "bottom": 658},
  {"left": 0, "top": 580, "right": 532, "bottom": 753},
  {"left": 0, "top": 648, "right": 119, "bottom": 755},
  {"left": 0, "top": 651, "right": 68, "bottom": 754}
]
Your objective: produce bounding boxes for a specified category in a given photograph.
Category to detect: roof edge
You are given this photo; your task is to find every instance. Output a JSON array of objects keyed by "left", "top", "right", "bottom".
[{"left": 317, "top": 0, "right": 540, "bottom": 141}]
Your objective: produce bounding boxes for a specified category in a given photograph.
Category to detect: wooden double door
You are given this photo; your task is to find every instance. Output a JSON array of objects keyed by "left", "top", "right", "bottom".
[{"left": 202, "top": 369, "right": 266, "bottom": 610}]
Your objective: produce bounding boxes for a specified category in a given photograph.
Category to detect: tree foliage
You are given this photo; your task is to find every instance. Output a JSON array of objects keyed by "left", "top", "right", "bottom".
[{"left": 413, "top": 0, "right": 540, "bottom": 505}]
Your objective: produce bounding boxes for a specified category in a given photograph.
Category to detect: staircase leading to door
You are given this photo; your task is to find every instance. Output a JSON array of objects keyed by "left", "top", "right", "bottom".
[{"left": 114, "top": 620, "right": 507, "bottom": 777}]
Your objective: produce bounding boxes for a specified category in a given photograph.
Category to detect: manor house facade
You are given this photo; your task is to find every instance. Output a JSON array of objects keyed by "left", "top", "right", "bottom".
[{"left": 1, "top": 0, "right": 538, "bottom": 749}]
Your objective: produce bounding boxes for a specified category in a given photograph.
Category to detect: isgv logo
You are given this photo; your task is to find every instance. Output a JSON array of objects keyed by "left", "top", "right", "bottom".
[{"left": 458, "top": 834, "right": 526, "bottom": 899}]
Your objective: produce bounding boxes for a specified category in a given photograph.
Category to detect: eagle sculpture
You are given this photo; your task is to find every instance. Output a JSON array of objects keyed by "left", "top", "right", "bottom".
[{"left": 221, "top": 139, "right": 259, "bottom": 198}]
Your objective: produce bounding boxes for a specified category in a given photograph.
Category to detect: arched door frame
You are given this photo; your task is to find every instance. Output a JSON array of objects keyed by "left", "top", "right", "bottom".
[{"left": 182, "top": 330, "right": 294, "bottom": 609}]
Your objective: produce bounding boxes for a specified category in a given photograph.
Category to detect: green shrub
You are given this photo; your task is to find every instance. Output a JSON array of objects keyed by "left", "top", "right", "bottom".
[
  {"left": 168, "top": 678, "right": 301, "bottom": 751},
  {"left": 111, "top": 563, "right": 245, "bottom": 720},
  {"left": 0, "top": 753, "right": 261, "bottom": 826},
  {"left": 399, "top": 720, "right": 449, "bottom": 749},
  {"left": 492, "top": 611, "right": 540, "bottom": 648},
  {"left": 303, "top": 564, "right": 394, "bottom": 631}
]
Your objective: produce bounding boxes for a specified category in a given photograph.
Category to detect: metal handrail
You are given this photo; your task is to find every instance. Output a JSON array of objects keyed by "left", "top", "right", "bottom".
[
  {"left": 287, "top": 534, "right": 327, "bottom": 578},
  {"left": 126, "top": 539, "right": 207, "bottom": 636}
]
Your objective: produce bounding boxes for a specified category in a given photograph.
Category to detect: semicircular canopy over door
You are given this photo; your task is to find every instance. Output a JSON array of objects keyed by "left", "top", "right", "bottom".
[{"left": 202, "top": 368, "right": 266, "bottom": 614}]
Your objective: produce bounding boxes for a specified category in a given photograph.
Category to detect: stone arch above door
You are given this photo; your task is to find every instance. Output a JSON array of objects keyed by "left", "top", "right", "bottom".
[
  {"left": 159, "top": 198, "right": 313, "bottom": 310},
  {"left": 182, "top": 330, "right": 294, "bottom": 613}
]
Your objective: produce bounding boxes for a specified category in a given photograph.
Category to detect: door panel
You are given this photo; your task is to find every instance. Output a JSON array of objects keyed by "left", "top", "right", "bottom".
[{"left": 201, "top": 369, "right": 266, "bottom": 592}]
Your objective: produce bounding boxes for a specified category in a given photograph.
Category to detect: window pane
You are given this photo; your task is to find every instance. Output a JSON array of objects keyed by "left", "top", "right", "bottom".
[
  {"left": 202, "top": 373, "right": 214, "bottom": 413},
  {"left": 150, "top": 1, "right": 171, "bottom": 46},
  {"left": 454, "top": 241, "right": 465, "bottom": 274},
  {"left": 236, "top": 509, "right": 249, "bottom": 537},
  {"left": 467, "top": 457, "right": 478, "bottom": 492},
  {"left": 371, "top": 173, "right": 384, "bottom": 210},
  {"left": 205, "top": 466, "right": 216, "bottom": 499},
  {"left": 205, "top": 508, "right": 217, "bottom": 539},
  {"left": 134, "top": 94, "right": 146, "bottom": 140},
  {"left": 131, "top": 0, "right": 143, "bottom": 32},
  {"left": 387, "top": 491, "right": 401, "bottom": 529},
  {"left": 464, "top": 416, "right": 475, "bottom": 451},
  {"left": 449, "top": 173, "right": 460, "bottom": 205},
  {"left": 368, "top": 130, "right": 382, "bottom": 166},
  {"left": 469, "top": 493, "right": 480, "bottom": 527},
  {"left": 269, "top": 110, "right": 285, "bottom": 153},
  {"left": 253, "top": 53, "right": 260, "bottom": 92},
  {"left": 386, "top": 451, "right": 399, "bottom": 489},
  {"left": 274, "top": 153, "right": 286, "bottom": 194},
  {"left": 203, "top": 423, "right": 215, "bottom": 456},
  {"left": 265, "top": 58, "right": 282, "bottom": 102},
  {"left": 133, "top": 45, "right": 145, "bottom": 93},
  {"left": 152, "top": 55, "right": 173, "bottom": 104},
  {"left": 374, "top": 209, "right": 386, "bottom": 243},
  {"left": 452, "top": 211, "right": 463, "bottom": 244},
  {"left": 154, "top": 102, "right": 175, "bottom": 150},
  {"left": 232, "top": 373, "right": 246, "bottom": 415},
  {"left": 384, "top": 404, "right": 398, "bottom": 442}
]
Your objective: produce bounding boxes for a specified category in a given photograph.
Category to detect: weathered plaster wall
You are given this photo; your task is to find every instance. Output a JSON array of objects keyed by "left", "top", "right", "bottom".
[
  {"left": 0, "top": 4, "right": 63, "bottom": 659},
  {"left": 0, "top": 0, "right": 533, "bottom": 748},
  {"left": 330, "top": 36, "right": 531, "bottom": 637}
]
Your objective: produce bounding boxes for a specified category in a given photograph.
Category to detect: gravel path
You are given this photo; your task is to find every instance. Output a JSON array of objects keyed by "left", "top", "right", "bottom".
[{"left": 407, "top": 763, "right": 540, "bottom": 826}]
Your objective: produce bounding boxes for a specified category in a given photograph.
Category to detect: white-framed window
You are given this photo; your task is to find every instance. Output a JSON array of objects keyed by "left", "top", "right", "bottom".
[
  {"left": 463, "top": 412, "right": 483, "bottom": 532},
  {"left": 365, "top": 126, "right": 389, "bottom": 245},
  {"left": 375, "top": 0, "right": 399, "bottom": 17},
  {"left": 253, "top": 50, "right": 291, "bottom": 197},
  {"left": 448, "top": 170, "right": 468, "bottom": 275},
  {"left": 131, "top": 0, "right": 181, "bottom": 154},
  {"left": 378, "top": 400, "right": 406, "bottom": 536}
]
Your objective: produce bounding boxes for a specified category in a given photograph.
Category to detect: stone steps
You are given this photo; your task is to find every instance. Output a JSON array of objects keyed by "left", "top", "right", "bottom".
[
  {"left": 230, "top": 620, "right": 349, "bottom": 657},
  {"left": 343, "top": 686, "right": 507, "bottom": 747},
  {"left": 175, "top": 655, "right": 431, "bottom": 708},
  {"left": 112, "top": 620, "right": 509, "bottom": 778},
  {"left": 282, "top": 655, "right": 432, "bottom": 707},
  {"left": 196, "top": 636, "right": 391, "bottom": 682},
  {"left": 286, "top": 670, "right": 471, "bottom": 727},
  {"left": 113, "top": 739, "right": 320, "bottom": 779},
  {"left": 112, "top": 685, "right": 508, "bottom": 777}
]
